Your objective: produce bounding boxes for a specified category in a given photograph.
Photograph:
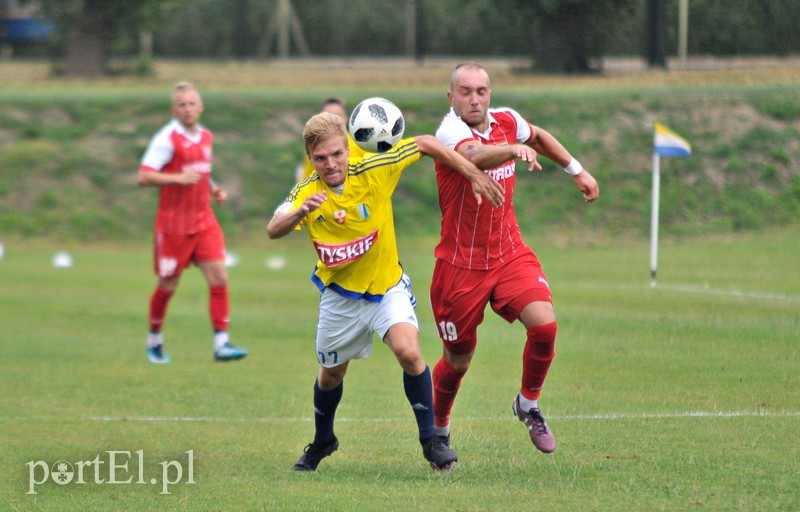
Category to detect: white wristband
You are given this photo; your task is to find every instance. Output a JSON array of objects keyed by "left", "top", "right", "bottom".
[{"left": 563, "top": 157, "right": 583, "bottom": 176}]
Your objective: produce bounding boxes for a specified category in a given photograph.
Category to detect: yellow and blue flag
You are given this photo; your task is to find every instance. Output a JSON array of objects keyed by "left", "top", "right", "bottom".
[{"left": 654, "top": 123, "right": 691, "bottom": 158}]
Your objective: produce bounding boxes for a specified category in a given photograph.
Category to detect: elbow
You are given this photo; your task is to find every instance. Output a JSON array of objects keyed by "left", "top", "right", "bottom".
[
  {"left": 461, "top": 145, "right": 490, "bottom": 169},
  {"left": 136, "top": 171, "right": 150, "bottom": 186},
  {"left": 466, "top": 153, "right": 483, "bottom": 167},
  {"left": 412, "top": 134, "right": 436, "bottom": 156},
  {"left": 266, "top": 223, "right": 282, "bottom": 240}
]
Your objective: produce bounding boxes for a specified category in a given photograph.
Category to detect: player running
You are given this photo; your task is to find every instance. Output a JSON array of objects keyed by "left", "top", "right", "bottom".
[
  {"left": 267, "top": 111, "right": 503, "bottom": 472},
  {"left": 430, "top": 62, "right": 599, "bottom": 454}
]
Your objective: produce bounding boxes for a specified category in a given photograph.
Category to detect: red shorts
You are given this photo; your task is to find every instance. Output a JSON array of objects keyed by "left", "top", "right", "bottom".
[
  {"left": 153, "top": 223, "right": 225, "bottom": 278},
  {"left": 429, "top": 248, "right": 552, "bottom": 355}
]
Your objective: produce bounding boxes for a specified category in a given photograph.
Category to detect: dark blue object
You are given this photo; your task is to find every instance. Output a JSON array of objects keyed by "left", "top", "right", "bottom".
[{"left": 0, "top": 17, "right": 54, "bottom": 43}]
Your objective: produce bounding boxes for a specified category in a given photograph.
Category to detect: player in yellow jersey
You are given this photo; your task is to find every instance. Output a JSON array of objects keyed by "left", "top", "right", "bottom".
[
  {"left": 267, "top": 111, "right": 503, "bottom": 472},
  {"left": 294, "top": 97, "right": 368, "bottom": 183}
]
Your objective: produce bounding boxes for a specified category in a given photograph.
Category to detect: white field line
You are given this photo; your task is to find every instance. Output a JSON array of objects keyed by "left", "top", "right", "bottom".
[
  {"left": 567, "top": 282, "right": 800, "bottom": 302},
  {"left": 2, "top": 410, "right": 799, "bottom": 424}
]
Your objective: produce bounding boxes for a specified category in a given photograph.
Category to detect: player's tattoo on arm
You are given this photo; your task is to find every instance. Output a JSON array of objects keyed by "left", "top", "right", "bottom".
[{"left": 463, "top": 142, "right": 480, "bottom": 154}]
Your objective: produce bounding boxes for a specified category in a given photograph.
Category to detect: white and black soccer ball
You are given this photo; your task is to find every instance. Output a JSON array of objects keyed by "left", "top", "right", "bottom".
[{"left": 348, "top": 97, "right": 405, "bottom": 153}]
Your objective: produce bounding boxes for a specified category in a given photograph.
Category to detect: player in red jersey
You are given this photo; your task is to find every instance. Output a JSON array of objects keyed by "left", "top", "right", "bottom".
[
  {"left": 138, "top": 81, "right": 247, "bottom": 364},
  {"left": 430, "top": 62, "right": 599, "bottom": 454}
]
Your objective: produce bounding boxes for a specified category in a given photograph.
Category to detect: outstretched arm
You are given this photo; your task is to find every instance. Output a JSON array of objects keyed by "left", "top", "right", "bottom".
[
  {"left": 526, "top": 126, "right": 600, "bottom": 202},
  {"left": 458, "top": 140, "right": 542, "bottom": 172},
  {"left": 413, "top": 135, "right": 504, "bottom": 207}
]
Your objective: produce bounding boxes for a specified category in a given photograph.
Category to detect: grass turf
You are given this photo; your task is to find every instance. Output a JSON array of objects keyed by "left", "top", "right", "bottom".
[{"left": 1, "top": 229, "right": 798, "bottom": 510}]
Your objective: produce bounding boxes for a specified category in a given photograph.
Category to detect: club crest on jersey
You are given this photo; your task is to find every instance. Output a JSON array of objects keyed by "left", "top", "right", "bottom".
[
  {"left": 313, "top": 230, "right": 379, "bottom": 267},
  {"left": 334, "top": 210, "right": 346, "bottom": 224}
]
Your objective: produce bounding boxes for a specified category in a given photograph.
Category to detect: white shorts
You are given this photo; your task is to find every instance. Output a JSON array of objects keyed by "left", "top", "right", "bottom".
[{"left": 315, "top": 274, "right": 418, "bottom": 368}]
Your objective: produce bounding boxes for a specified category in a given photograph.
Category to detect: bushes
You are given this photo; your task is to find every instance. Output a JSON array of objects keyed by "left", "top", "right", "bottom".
[{"left": 0, "top": 84, "right": 797, "bottom": 242}]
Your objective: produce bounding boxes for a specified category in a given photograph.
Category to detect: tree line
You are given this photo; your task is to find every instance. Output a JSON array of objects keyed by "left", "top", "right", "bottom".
[{"left": 24, "top": 0, "right": 800, "bottom": 77}]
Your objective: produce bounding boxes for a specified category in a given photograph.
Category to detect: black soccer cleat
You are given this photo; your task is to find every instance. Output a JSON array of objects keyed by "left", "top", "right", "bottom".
[
  {"left": 422, "top": 435, "right": 458, "bottom": 472},
  {"left": 292, "top": 437, "right": 339, "bottom": 471}
]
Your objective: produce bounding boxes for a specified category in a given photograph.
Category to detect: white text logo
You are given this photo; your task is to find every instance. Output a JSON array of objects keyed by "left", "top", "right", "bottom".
[
  {"left": 487, "top": 162, "right": 515, "bottom": 181},
  {"left": 313, "top": 230, "right": 378, "bottom": 267},
  {"left": 26, "top": 450, "right": 195, "bottom": 495}
]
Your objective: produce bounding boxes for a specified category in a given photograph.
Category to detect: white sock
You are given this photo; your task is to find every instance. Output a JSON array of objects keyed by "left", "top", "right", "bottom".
[
  {"left": 213, "top": 331, "right": 229, "bottom": 351},
  {"left": 434, "top": 424, "right": 450, "bottom": 437},
  {"left": 518, "top": 394, "right": 539, "bottom": 412},
  {"left": 147, "top": 331, "right": 163, "bottom": 348}
]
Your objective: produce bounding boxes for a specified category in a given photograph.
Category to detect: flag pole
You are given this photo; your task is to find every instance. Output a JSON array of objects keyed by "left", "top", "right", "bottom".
[
  {"left": 651, "top": 122, "right": 690, "bottom": 287},
  {"left": 649, "top": 151, "right": 661, "bottom": 287}
]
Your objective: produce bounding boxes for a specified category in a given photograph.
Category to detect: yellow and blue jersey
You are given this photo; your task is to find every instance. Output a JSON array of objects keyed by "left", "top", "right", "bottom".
[{"left": 285, "top": 138, "right": 421, "bottom": 301}]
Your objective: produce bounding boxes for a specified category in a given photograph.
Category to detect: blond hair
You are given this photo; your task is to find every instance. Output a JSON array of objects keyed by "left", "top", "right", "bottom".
[
  {"left": 303, "top": 112, "right": 348, "bottom": 155},
  {"left": 172, "top": 81, "right": 200, "bottom": 103}
]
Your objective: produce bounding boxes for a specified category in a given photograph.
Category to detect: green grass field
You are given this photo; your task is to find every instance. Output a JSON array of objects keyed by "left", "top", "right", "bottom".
[{"left": 1, "top": 228, "right": 798, "bottom": 511}]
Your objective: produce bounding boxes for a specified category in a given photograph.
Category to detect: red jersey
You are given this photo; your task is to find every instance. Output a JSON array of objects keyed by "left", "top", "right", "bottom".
[
  {"left": 140, "top": 119, "right": 218, "bottom": 234},
  {"left": 434, "top": 107, "right": 533, "bottom": 270}
]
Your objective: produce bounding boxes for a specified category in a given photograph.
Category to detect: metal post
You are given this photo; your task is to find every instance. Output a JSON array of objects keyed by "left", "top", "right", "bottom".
[
  {"left": 649, "top": 152, "right": 661, "bottom": 287},
  {"left": 678, "top": 0, "right": 689, "bottom": 64}
]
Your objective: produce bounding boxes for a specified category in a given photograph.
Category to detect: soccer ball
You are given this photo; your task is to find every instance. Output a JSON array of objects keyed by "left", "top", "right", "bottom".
[{"left": 348, "top": 97, "right": 405, "bottom": 153}]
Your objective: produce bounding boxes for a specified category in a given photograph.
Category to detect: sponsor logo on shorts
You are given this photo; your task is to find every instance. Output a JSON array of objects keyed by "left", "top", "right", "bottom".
[{"left": 313, "top": 230, "right": 378, "bottom": 267}]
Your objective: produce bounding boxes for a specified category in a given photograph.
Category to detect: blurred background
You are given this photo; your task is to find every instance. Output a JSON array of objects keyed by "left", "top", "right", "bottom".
[
  {"left": 3, "top": 0, "right": 800, "bottom": 76},
  {"left": 1, "top": 0, "right": 798, "bottom": 244}
]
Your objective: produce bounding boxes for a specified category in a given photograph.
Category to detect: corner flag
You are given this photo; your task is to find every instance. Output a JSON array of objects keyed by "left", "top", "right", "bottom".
[
  {"left": 654, "top": 122, "right": 691, "bottom": 158},
  {"left": 650, "top": 123, "right": 691, "bottom": 287}
]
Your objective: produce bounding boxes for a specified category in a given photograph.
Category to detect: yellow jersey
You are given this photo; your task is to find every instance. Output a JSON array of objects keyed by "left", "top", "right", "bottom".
[
  {"left": 286, "top": 138, "right": 421, "bottom": 301},
  {"left": 298, "top": 132, "right": 369, "bottom": 182}
]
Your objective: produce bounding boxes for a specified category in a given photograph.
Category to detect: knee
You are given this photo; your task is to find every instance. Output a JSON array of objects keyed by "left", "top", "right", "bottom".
[
  {"left": 444, "top": 351, "right": 473, "bottom": 373},
  {"left": 158, "top": 277, "right": 179, "bottom": 293},
  {"left": 208, "top": 273, "right": 228, "bottom": 287},
  {"left": 396, "top": 346, "right": 425, "bottom": 375},
  {"left": 317, "top": 375, "right": 341, "bottom": 390},
  {"left": 520, "top": 301, "right": 556, "bottom": 328},
  {"left": 317, "top": 365, "right": 346, "bottom": 390},
  {"left": 526, "top": 322, "right": 557, "bottom": 360},
  {"left": 201, "top": 262, "right": 228, "bottom": 287}
]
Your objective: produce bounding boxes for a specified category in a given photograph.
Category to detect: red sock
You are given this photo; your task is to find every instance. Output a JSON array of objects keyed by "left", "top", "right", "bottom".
[
  {"left": 209, "top": 285, "right": 229, "bottom": 331},
  {"left": 432, "top": 357, "right": 467, "bottom": 427},
  {"left": 149, "top": 287, "right": 174, "bottom": 332},
  {"left": 521, "top": 322, "right": 557, "bottom": 401}
]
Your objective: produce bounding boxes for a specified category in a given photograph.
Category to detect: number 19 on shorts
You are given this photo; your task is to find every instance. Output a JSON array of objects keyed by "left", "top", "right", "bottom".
[{"left": 437, "top": 321, "right": 457, "bottom": 342}]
